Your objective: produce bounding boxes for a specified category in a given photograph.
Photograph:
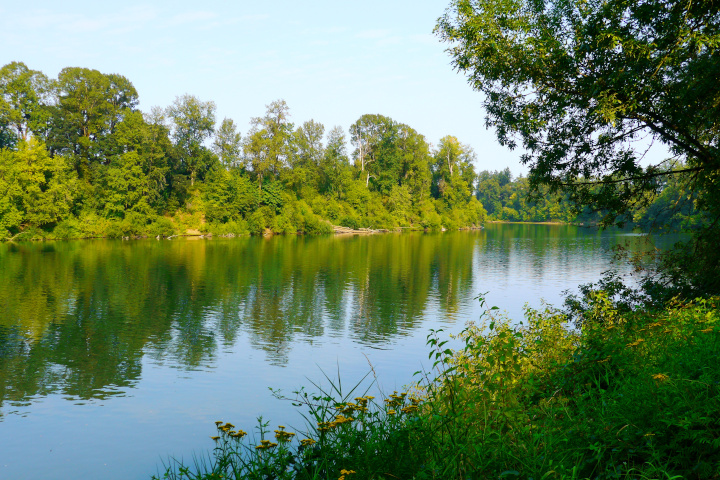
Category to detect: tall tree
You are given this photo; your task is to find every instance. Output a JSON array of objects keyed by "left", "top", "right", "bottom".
[
  {"left": 432, "top": 136, "right": 476, "bottom": 206},
  {"left": 48, "top": 67, "right": 139, "bottom": 177},
  {"left": 0, "top": 62, "right": 51, "bottom": 147},
  {"left": 243, "top": 99, "right": 293, "bottom": 191},
  {"left": 212, "top": 118, "right": 242, "bottom": 170},
  {"left": 349, "top": 114, "right": 396, "bottom": 188},
  {"left": 436, "top": 0, "right": 720, "bottom": 294},
  {"left": 320, "top": 125, "right": 351, "bottom": 197},
  {"left": 166, "top": 94, "right": 216, "bottom": 186}
]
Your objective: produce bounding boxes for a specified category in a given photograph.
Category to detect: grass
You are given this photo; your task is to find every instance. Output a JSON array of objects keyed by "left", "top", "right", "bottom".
[{"left": 153, "top": 293, "right": 720, "bottom": 479}]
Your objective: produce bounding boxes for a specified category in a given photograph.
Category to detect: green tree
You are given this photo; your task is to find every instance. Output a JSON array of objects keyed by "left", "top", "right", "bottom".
[
  {"left": 320, "top": 125, "right": 351, "bottom": 198},
  {"left": 285, "top": 119, "right": 325, "bottom": 194},
  {"left": 349, "top": 114, "right": 396, "bottom": 188},
  {"left": 212, "top": 118, "right": 242, "bottom": 170},
  {"left": 166, "top": 94, "right": 216, "bottom": 186},
  {"left": 243, "top": 99, "right": 293, "bottom": 191},
  {"left": 100, "top": 111, "right": 171, "bottom": 218},
  {"left": 48, "top": 67, "right": 139, "bottom": 176},
  {"left": 0, "top": 139, "right": 75, "bottom": 237},
  {"left": 0, "top": 62, "right": 51, "bottom": 148},
  {"left": 437, "top": 0, "right": 720, "bottom": 293},
  {"left": 432, "top": 136, "right": 476, "bottom": 207}
]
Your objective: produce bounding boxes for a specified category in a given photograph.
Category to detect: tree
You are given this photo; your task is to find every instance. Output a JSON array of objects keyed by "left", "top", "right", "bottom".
[
  {"left": 285, "top": 119, "right": 325, "bottom": 194},
  {"left": 436, "top": 0, "right": 720, "bottom": 294},
  {"left": 212, "top": 118, "right": 242, "bottom": 169},
  {"left": 349, "top": 114, "right": 396, "bottom": 188},
  {"left": 48, "top": 67, "right": 139, "bottom": 177},
  {"left": 166, "top": 94, "right": 216, "bottom": 186},
  {"left": 432, "top": 136, "right": 476, "bottom": 207},
  {"left": 0, "top": 139, "right": 75, "bottom": 237},
  {"left": 243, "top": 99, "right": 293, "bottom": 191},
  {"left": 320, "top": 125, "right": 351, "bottom": 197},
  {"left": 0, "top": 62, "right": 51, "bottom": 147}
]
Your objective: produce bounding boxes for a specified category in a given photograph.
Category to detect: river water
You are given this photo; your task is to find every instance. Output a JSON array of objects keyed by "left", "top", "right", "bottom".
[{"left": 0, "top": 225, "right": 667, "bottom": 479}]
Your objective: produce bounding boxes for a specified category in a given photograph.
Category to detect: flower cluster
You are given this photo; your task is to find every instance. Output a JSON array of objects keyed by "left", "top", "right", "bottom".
[
  {"left": 214, "top": 421, "right": 247, "bottom": 440},
  {"left": 338, "top": 468, "right": 356, "bottom": 480},
  {"left": 274, "top": 425, "right": 296, "bottom": 442},
  {"left": 384, "top": 391, "right": 407, "bottom": 408},
  {"left": 335, "top": 396, "right": 374, "bottom": 416},
  {"left": 255, "top": 439, "right": 278, "bottom": 450},
  {"left": 317, "top": 414, "right": 355, "bottom": 433}
]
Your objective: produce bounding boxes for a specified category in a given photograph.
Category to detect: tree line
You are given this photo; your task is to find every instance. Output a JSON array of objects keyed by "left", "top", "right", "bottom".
[
  {"left": 477, "top": 165, "right": 705, "bottom": 232},
  {"left": 0, "top": 62, "right": 486, "bottom": 240}
]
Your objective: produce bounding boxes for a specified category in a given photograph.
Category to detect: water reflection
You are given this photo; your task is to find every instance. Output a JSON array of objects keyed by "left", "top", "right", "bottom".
[
  {"left": 0, "top": 226, "right": 661, "bottom": 418},
  {"left": 0, "top": 233, "right": 483, "bottom": 412}
]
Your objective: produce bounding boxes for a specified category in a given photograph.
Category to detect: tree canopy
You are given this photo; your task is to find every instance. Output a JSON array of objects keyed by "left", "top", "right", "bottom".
[{"left": 436, "top": 0, "right": 720, "bottom": 294}]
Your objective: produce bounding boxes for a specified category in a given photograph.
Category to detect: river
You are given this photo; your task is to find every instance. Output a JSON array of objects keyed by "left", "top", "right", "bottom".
[{"left": 0, "top": 225, "right": 667, "bottom": 479}]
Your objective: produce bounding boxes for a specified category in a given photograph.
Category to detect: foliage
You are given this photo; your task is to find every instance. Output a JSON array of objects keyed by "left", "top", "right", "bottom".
[
  {"left": 436, "top": 0, "right": 720, "bottom": 295},
  {"left": 153, "top": 294, "right": 720, "bottom": 479},
  {"left": 1, "top": 61, "right": 493, "bottom": 241}
]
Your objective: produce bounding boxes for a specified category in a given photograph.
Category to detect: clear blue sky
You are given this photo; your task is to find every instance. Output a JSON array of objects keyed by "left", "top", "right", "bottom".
[{"left": 0, "top": 0, "right": 668, "bottom": 175}]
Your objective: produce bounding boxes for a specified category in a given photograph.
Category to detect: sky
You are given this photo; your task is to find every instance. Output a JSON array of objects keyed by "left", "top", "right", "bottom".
[{"left": 0, "top": 0, "right": 669, "bottom": 176}]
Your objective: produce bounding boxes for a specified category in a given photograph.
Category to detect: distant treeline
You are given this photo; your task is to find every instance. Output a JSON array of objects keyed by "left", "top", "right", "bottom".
[
  {"left": 1, "top": 62, "right": 700, "bottom": 240},
  {"left": 0, "top": 62, "right": 486, "bottom": 240},
  {"left": 476, "top": 167, "right": 704, "bottom": 231}
]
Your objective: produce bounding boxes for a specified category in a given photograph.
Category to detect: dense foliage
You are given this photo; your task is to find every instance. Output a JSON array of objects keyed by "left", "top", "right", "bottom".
[
  {"left": 436, "top": 0, "right": 720, "bottom": 295},
  {"left": 477, "top": 166, "right": 706, "bottom": 229},
  {"left": 153, "top": 295, "right": 720, "bottom": 479},
  {"left": 0, "top": 62, "right": 486, "bottom": 240}
]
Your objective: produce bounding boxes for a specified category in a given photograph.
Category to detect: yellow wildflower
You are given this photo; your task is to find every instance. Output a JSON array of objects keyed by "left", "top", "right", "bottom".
[
  {"left": 652, "top": 373, "right": 669, "bottom": 382},
  {"left": 700, "top": 327, "right": 714, "bottom": 333}
]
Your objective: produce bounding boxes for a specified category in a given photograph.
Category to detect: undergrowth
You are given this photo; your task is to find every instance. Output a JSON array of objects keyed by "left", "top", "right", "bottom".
[{"left": 153, "top": 294, "right": 720, "bottom": 479}]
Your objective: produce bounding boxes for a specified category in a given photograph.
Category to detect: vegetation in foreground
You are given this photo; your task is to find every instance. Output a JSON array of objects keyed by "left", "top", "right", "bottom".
[{"left": 153, "top": 291, "right": 720, "bottom": 479}]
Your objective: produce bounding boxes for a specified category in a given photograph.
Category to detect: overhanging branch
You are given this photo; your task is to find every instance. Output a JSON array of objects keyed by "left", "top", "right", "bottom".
[{"left": 559, "top": 165, "right": 707, "bottom": 186}]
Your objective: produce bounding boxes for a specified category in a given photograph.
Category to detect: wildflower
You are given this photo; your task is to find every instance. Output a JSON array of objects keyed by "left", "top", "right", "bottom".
[
  {"left": 401, "top": 405, "right": 419, "bottom": 414},
  {"left": 210, "top": 436, "right": 220, "bottom": 441},
  {"left": 700, "top": 327, "right": 714, "bottom": 333},
  {"left": 626, "top": 338, "right": 644, "bottom": 347},
  {"left": 652, "top": 373, "right": 669, "bottom": 382},
  {"left": 214, "top": 421, "right": 223, "bottom": 426},
  {"left": 387, "top": 410, "right": 396, "bottom": 415},
  {"left": 255, "top": 439, "right": 278, "bottom": 450},
  {"left": 300, "top": 438, "right": 316, "bottom": 447},
  {"left": 339, "top": 469, "right": 357, "bottom": 480},
  {"left": 274, "top": 428, "right": 296, "bottom": 442}
]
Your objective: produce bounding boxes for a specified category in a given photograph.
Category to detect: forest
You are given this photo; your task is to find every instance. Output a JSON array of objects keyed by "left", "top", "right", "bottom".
[
  {"left": 0, "top": 61, "right": 487, "bottom": 240},
  {"left": 1, "top": 61, "right": 703, "bottom": 241}
]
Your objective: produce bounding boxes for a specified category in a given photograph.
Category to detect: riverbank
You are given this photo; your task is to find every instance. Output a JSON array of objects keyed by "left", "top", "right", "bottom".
[
  {"left": 1, "top": 214, "right": 485, "bottom": 242},
  {"left": 154, "top": 294, "right": 720, "bottom": 479}
]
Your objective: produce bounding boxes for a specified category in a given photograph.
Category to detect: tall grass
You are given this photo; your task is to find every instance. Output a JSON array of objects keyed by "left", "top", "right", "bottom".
[{"left": 153, "top": 294, "right": 720, "bottom": 479}]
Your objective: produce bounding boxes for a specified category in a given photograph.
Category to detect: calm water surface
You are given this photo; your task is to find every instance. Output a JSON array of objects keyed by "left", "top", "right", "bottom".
[{"left": 0, "top": 225, "right": 667, "bottom": 479}]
